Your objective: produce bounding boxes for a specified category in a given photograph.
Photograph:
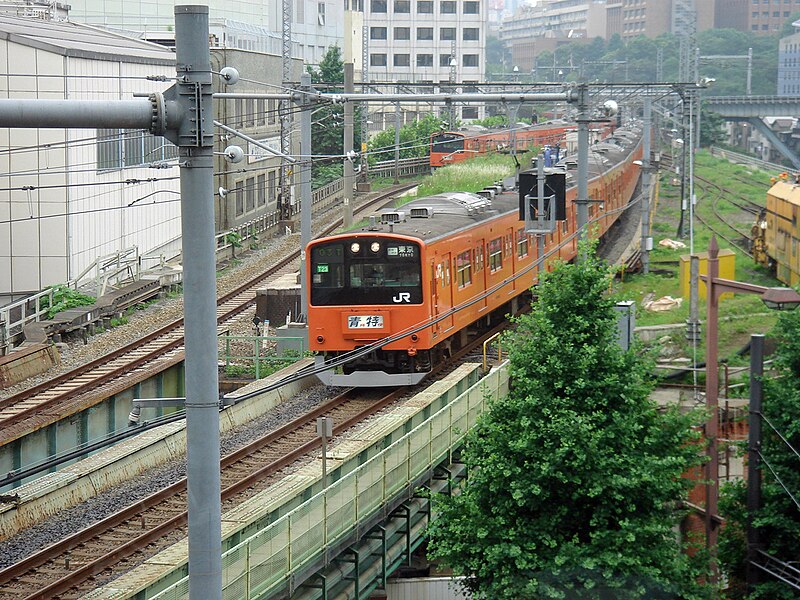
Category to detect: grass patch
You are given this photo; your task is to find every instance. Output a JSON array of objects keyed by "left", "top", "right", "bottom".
[
  {"left": 395, "top": 153, "right": 529, "bottom": 206},
  {"left": 614, "top": 149, "right": 786, "bottom": 365}
]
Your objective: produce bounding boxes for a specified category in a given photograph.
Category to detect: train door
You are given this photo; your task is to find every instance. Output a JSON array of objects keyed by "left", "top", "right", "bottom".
[
  {"left": 506, "top": 228, "right": 516, "bottom": 293},
  {"left": 432, "top": 253, "right": 454, "bottom": 333}
]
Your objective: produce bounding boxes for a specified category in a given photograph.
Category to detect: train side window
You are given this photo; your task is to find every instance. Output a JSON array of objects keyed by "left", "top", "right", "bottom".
[
  {"left": 474, "top": 245, "right": 484, "bottom": 272},
  {"left": 517, "top": 228, "right": 528, "bottom": 257},
  {"left": 457, "top": 250, "right": 472, "bottom": 287},
  {"left": 489, "top": 237, "right": 503, "bottom": 272}
]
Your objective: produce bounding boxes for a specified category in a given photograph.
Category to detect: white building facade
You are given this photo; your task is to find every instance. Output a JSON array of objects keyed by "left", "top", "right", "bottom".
[
  {"left": 778, "top": 24, "right": 800, "bottom": 96},
  {"left": 363, "top": 0, "right": 486, "bottom": 120},
  {"left": 68, "top": 0, "right": 344, "bottom": 67},
  {"left": 0, "top": 16, "right": 178, "bottom": 300}
]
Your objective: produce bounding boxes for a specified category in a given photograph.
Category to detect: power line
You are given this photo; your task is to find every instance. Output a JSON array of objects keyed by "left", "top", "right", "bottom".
[{"left": 0, "top": 190, "right": 182, "bottom": 224}]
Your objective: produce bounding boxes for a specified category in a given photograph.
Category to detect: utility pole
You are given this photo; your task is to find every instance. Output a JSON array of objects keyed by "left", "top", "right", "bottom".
[
  {"left": 641, "top": 98, "right": 652, "bottom": 274},
  {"left": 299, "top": 73, "right": 313, "bottom": 320},
  {"left": 343, "top": 62, "right": 355, "bottom": 228},
  {"left": 279, "top": 0, "right": 293, "bottom": 220},
  {"left": 360, "top": 24, "right": 369, "bottom": 182},
  {"left": 576, "top": 83, "right": 590, "bottom": 248},
  {"left": 173, "top": 10, "right": 222, "bottom": 597},
  {"left": 394, "top": 83, "right": 401, "bottom": 184},
  {"left": 746, "top": 334, "right": 764, "bottom": 591},
  {"left": 0, "top": 7, "right": 227, "bottom": 597}
]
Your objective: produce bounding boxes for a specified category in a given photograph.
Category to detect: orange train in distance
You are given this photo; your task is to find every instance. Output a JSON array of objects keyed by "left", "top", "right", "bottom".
[
  {"left": 429, "top": 120, "right": 615, "bottom": 170},
  {"left": 307, "top": 123, "right": 643, "bottom": 387}
]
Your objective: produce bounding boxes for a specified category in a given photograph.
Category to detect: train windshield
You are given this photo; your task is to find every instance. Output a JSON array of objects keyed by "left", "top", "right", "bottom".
[
  {"left": 311, "top": 238, "right": 423, "bottom": 305},
  {"left": 431, "top": 133, "right": 465, "bottom": 154}
]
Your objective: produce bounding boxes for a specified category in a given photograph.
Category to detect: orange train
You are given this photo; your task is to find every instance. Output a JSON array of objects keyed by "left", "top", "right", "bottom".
[
  {"left": 429, "top": 120, "right": 615, "bottom": 169},
  {"left": 307, "top": 124, "right": 643, "bottom": 386}
]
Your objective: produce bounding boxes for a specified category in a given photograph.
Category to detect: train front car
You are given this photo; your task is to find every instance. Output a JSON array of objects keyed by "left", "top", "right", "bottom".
[
  {"left": 429, "top": 131, "right": 466, "bottom": 169},
  {"left": 308, "top": 233, "right": 430, "bottom": 386}
]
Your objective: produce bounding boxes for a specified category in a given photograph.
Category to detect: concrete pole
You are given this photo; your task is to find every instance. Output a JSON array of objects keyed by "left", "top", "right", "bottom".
[
  {"left": 689, "top": 92, "right": 696, "bottom": 253},
  {"left": 299, "top": 73, "right": 313, "bottom": 320},
  {"left": 641, "top": 98, "right": 652, "bottom": 275},
  {"left": 360, "top": 25, "right": 369, "bottom": 182},
  {"left": 171, "top": 7, "right": 223, "bottom": 599},
  {"left": 0, "top": 9, "right": 223, "bottom": 598},
  {"left": 394, "top": 84, "right": 401, "bottom": 184},
  {"left": 576, "top": 84, "right": 590, "bottom": 250},
  {"left": 343, "top": 62, "right": 355, "bottom": 229},
  {"left": 747, "top": 48, "right": 753, "bottom": 96},
  {"left": 688, "top": 254, "right": 700, "bottom": 346},
  {"left": 705, "top": 236, "right": 721, "bottom": 581},
  {"left": 537, "top": 154, "right": 545, "bottom": 278},
  {"left": 746, "top": 333, "right": 764, "bottom": 590}
]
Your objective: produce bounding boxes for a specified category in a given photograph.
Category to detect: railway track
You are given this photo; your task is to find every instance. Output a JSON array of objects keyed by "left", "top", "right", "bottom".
[
  {"left": 0, "top": 185, "right": 415, "bottom": 447},
  {"left": 0, "top": 386, "right": 406, "bottom": 600},
  {"left": 0, "top": 307, "right": 512, "bottom": 599},
  {"left": 692, "top": 174, "right": 757, "bottom": 257}
]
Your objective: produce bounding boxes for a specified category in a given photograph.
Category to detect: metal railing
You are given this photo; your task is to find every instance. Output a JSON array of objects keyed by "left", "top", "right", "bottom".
[
  {"left": 149, "top": 363, "right": 510, "bottom": 600},
  {"left": 220, "top": 334, "right": 306, "bottom": 379},
  {"left": 710, "top": 146, "right": 790, "bottom": 175},
  {"left": 0, "top": 246, "right": 143, "bottom": 353},
  {"left": 214, "top": 178, "right": 345, "bottom": 256},
  {"left": 369, "top": 156, "right": 429, "bottom": 178}
]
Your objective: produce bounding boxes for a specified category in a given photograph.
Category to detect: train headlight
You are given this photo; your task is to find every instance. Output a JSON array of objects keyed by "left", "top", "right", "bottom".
[
  {"left": 350, "top": 242, "right": 360, "bottom": 254},
  {"left": 370, "top": 242, "right": 381, "bottom": 253}
]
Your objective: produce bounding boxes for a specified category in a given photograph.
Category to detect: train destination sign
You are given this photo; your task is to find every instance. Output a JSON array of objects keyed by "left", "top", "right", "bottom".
[
  {"left": 348, "top": 315, "right": 384, "bottom": 328},
  {"left": 387, "top": 244, "right": 416, "bottom": 258}
]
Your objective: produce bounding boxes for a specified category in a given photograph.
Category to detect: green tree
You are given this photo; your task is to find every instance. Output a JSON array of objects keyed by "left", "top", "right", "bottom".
[
  {"left": 486, "top": 35, "right": 512, "bottom": 79},
  {"left": 700, "top": 108, "right": 725, "bottom": 147},
  {"left": 719, "top": 308, "right": 800, "bottom": 599},
  {"left": 367, "top": 113, "right": 446, "bottom": 164},
  {"left": 305, "top": 46, "right": 364, "bottom": 186},
  {"left": 427, "top": 243, "right": 708, "bottom": 599}
]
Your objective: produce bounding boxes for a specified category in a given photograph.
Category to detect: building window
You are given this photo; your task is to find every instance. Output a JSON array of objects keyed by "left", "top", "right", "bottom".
[
  {"left": 246, "top": 177, "right": 256, "bottom": 212},
  {"left": 394, "top": 53, "right": 410, "bottom": 66},
  {"left": 268, "top": 98, "right": 277, "bottom": 124},
  {"left": 257, "top": 174, "right": 266, "bottom": 206},
  {"left": 462, "top": 106, "right": 478, "bottom": 119},
  {"left": 394, "top": 0, "right": 410, "bottom": 12},
  {"left": 394, "top": 26, "right": 410, "bottom": 39},
  {"left": 235, "top": 184, "right": 244, "bottom": 216},
  {"left": 371, "top": 26, "right": 387, "bottom": 39},
  {"left": 97, "top": 128, "right": 178, "bottom": 171},
  {"left": 462, "top": 54, "right": 479, "bottom": 67},
  {"left": 464, "top": 0, "right": 479, "bottom": 13},
  {"left": 371, "top": 0, "right": 387, "bottom": 11},
  {"left": 463, "top": 27, "right": 479, "bottom": 41},
  {"left": 418, "top": 27, "right": 434, "bottom": 40},
  {"left": 418, "top": 0, "right": 433, "bottom": 12},
  {"left": 370, "top": 53, "right": 387, "bottom": 66},
  {"left": 268, "top": 170, "right": 276, "bottom": 202},
  {"left": 441, "top": 0, "right": 456, "bottom": 12},
  {"left": 318, "top": 2, "right": 326, "bottom": 24},
  {"left": 440, "top": 53, "right": 452, "bottom": 67},
  {"left": 440, "top": 27, "right": 456, "bottom": 40},
  {"left": 417, "top": 53, "right": 434, "bottom": 67}
]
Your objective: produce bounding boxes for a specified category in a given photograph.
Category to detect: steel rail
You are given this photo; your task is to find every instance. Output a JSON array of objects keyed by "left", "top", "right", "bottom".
[
  {"left": 0, "top": 185, "right": 413, "bottom": 438},
  {"left": 0, "top": 387, "right": 405, "bottom": 599}
]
